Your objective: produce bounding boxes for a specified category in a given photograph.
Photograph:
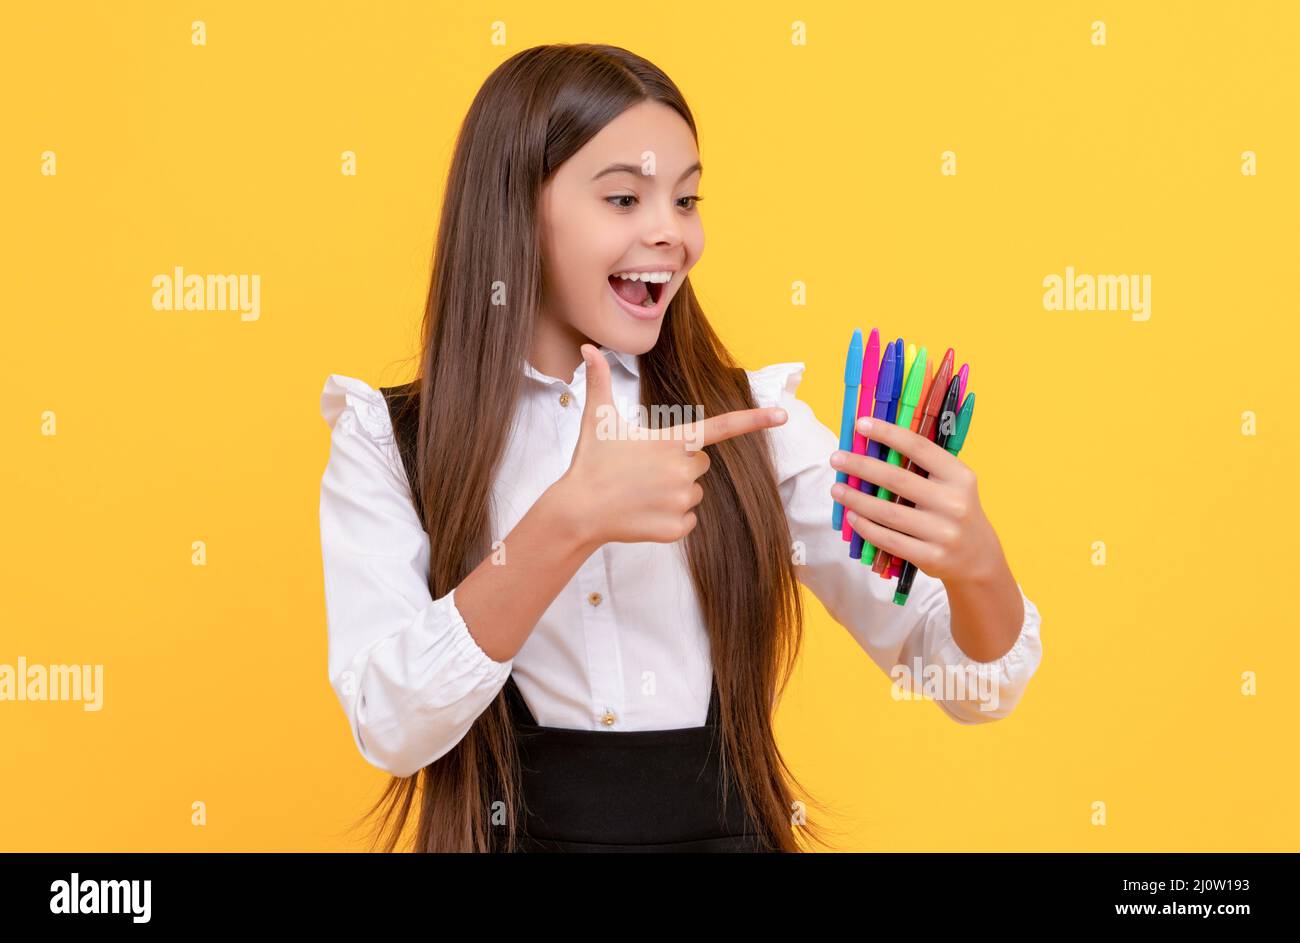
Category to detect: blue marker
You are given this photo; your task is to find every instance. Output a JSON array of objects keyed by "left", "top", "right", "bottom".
[
  {"left": 849, "top": 341, "right": 897, "bottom": 560},
  {"left": 885, "top": 338, "right": 904, "bottom": 425},
  {"left": 832, "top": 329, "right": 863, "bottom": 531}
]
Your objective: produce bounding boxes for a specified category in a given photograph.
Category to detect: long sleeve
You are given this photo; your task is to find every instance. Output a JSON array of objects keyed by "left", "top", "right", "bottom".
[
  {"left": 318, "top": 374, "right": 513, "bottom": 776},
  {"left": 746, "top": 362, "right": 1043, "bottom": 723}
]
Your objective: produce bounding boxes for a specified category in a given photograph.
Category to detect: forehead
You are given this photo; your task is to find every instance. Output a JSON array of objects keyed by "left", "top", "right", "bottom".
[{"left": 562, "top": 100, "right": 699, "bottom": 181}]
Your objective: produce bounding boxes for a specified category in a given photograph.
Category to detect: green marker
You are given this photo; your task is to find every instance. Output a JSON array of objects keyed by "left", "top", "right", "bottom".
[
  {"left": 943, "top": 391, "right": 974, "bottom": 455},
  {"left": 861, "top": 346, "right": 927, "bottom": 565}
]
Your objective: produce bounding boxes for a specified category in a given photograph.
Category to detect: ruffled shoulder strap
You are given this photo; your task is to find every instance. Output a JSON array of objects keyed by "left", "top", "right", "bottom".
[
  {"left": 319, "top": 374, "right": 396, "bottom": 442},
  {"left": 745, "top": 361, "right": 806, "bottom": 409},
  {"left": 320, "top": 373, "right": 424, "bottom": 521}
]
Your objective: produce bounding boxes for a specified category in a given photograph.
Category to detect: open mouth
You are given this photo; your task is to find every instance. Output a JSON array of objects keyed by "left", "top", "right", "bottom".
[{"left": 607, "top": 273, "right": 665, "bottom": 310}]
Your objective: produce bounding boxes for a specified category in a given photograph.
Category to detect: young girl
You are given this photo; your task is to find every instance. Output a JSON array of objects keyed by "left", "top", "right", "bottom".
[{"left": 318, "top": 43, "right": 1042, "bottom": 853}]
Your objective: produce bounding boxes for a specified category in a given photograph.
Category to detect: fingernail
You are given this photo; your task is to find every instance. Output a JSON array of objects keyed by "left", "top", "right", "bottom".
[
  {"left": 830, "top": 451, "right": 845, "bottom": 466},
  {"left": 772, "top": 408, "right": 787, "bottom": 423},
  {"left": 847, "top": 509, "right": 857, "bottom": 523},
  {"left": 831, "top": 483, "right": 845, "bottom": 498},
  {"left": 857, "top": 417, "right": 872, "bottom": 433}
]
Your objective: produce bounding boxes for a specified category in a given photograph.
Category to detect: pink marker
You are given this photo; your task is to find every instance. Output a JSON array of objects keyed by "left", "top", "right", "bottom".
[{"left": 842, "top": 328, "right": 880, "bottom": 541}]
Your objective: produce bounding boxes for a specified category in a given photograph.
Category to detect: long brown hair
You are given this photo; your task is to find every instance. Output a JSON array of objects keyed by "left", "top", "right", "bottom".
[{"left": 355, "top": 43, "right": 838, "bottom": 853}]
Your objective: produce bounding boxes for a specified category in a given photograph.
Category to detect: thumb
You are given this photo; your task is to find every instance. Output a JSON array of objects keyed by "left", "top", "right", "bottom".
[{"left": 578, "top": 343, "right": 617, "bottom": 434}]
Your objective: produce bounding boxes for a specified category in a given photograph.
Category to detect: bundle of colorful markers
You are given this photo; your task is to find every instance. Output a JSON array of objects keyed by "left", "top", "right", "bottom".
[{"left": 831, "top": 328, "right": 975, "bottom": 606}]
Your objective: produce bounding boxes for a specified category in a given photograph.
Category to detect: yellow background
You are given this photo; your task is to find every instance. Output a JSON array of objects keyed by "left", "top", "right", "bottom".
[{"left": 3, "top": 1, "right": 1296, "bottom": 851}]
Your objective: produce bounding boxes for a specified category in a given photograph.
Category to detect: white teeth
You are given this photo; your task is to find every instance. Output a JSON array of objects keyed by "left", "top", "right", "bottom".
[{"left": 612, "top": 271, "right": 673, "bottom": 283}]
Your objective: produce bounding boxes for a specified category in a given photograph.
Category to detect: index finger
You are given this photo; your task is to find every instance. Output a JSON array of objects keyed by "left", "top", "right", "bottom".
[
  {"left": 676, "top": 406, "right": 788, "bottom": 450},
  {"left": 857, "top": 416, "right": 963, "bottom": 480}
]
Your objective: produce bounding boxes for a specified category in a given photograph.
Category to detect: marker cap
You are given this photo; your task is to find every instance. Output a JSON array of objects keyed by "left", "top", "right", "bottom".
[
  {"left": 946, "top": 393, "right": 975, "bottom": 452},
  {"left": 900, "top": 346, "right": 928, "bottom": 408},
  {"left": 843, "top": 329, "right": 863, "bottom": 385}
]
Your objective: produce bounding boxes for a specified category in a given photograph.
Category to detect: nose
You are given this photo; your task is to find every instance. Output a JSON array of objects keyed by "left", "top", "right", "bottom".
[{"left": 642, "top": 197, "right": 687, "bottom": 249}]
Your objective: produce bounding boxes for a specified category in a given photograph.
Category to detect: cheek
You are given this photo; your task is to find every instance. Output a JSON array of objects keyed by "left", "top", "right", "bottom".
[
  {"left": 672, "top": 228, "right": 703, "bottom": 290},
  {"left": 546, "top": 219, "right": 611, "bottom": 295},
  {"left": 685, "top": 222, "right": 704, "bottom": 267},
  {"left": 566, "top": 212, "right": 628, "bottom": 277}
]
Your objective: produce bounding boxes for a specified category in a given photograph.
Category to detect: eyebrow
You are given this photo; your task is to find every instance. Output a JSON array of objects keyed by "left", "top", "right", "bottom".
[{"left": 591, "top": 161, "right": 703, "bottom": 184}]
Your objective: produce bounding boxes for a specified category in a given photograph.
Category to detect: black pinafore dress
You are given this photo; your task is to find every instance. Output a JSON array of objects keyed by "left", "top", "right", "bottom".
[
  {"left": 380, "top": 382, "right": 778, "bottom": 853},
  {"left": 500, "top": 671, "right": 773, "bottom": 852}
]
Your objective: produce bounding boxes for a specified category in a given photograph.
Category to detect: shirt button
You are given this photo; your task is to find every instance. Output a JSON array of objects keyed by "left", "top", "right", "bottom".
[
  {"left": 601, "top": 710, "right": 616, "bottom": 726},
  {"left": 587, "top": 591, "right": 602, "bottom": 606},
  {"left": 559, "top": 392, "right": 571, "bottom": 407}
]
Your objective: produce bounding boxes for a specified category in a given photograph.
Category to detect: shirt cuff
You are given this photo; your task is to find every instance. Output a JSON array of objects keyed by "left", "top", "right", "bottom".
[
  {"left": 923, "top": 583, "right": 1042, "bottom": 724},
  {"left": 444, "top": 586, "right": 513, "bottom": 671}
]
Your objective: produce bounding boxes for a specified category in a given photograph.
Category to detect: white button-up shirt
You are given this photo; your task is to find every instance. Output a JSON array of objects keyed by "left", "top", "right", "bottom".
[{"left": 319, "top": 345, "right": 1043, "bottom": 777}]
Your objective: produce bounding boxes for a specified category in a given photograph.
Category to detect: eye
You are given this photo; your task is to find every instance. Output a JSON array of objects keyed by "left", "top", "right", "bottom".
[{"left": 604, "top": 194, "right": 706, "bottom": 212}]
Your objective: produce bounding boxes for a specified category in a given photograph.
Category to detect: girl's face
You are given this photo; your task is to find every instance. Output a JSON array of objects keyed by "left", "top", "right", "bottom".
[{"left": 536, "top": 100, "right": 704, "bottom": 370}]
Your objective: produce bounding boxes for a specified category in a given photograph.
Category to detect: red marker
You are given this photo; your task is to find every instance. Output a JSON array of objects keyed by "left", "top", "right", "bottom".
[{"left": 890, "top": 360, "right": 968, "bottom": 578}]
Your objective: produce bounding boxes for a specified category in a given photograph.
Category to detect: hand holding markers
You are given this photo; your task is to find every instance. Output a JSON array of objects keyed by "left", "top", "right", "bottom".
[{"left": 827, "top": 329, "right": 1000, "bottom": 603}]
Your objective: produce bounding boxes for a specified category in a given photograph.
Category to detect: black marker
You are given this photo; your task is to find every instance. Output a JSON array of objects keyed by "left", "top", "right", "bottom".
[{"left": 894, "top": 383, "right": 973, "bottom": 605}]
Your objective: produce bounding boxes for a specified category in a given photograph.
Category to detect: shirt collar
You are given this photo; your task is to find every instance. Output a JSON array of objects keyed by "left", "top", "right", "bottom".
[{"left": 523, "top": 344, "right": 640, "bottom": 386}]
